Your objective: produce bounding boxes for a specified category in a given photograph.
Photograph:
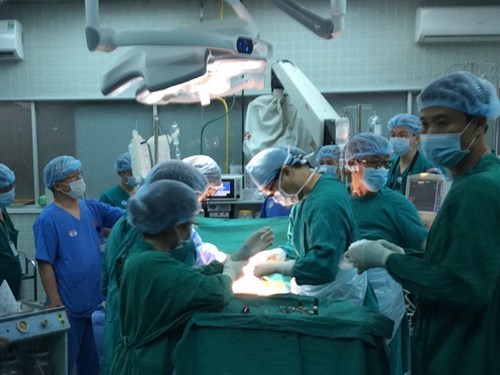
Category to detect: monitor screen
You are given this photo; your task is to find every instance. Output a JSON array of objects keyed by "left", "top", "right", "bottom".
[
  {"left": 211, "top": 179, "right": 235, "bottom": 199},
  {"left": 406, "top": 177, "right": 443, "bottom": 212}
]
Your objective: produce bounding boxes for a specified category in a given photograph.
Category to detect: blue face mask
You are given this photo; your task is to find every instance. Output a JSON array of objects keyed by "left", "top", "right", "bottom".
[
  {"left": 127, "top": 177, "right": 138, "bottom": 187},
  {"left": 318, "top": 165, "right": 338, "bottom": 177},
  {"left": 390, "top": 137, "right": 411, "bottom": 156},
  {"left": 361, "top": 167, "right": 389, "bottom": 192},
  {"left": 0, "top": 188, "right": 15, "bottom": 207},
  {"left": 420, "top": 120, "right": 475, "bottom": 168}
]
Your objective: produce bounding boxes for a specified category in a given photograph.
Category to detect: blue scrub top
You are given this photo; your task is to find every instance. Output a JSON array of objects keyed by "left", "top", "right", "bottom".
[{"left": 34, "top": 200, "right": 125, "bottom": 318}]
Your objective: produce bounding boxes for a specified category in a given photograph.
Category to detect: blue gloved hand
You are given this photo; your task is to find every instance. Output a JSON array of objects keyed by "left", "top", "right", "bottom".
[{"left": 344, "top": 239, "right": 393, "bottom": 274}]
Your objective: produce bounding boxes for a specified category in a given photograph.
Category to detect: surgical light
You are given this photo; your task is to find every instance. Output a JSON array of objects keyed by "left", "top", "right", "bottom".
[{"left": 85, "top": 0, "right": 271, "bottom": 106}]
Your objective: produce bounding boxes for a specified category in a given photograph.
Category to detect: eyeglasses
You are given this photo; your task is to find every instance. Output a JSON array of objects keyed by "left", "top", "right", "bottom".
[
  {"left": 0, "top": 183, "right": 15, "bottom": 194},
  {"left": 355, "top": 159, "right": 393, "bottom": 169},
  {"left": 61, "top": 171, "right": 83, "bottom": 183}
]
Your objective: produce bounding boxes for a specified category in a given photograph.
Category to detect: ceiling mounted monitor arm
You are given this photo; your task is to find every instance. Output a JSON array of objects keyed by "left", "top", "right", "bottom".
[
  {"left": 85, "top": 0, "right": 266, "bottom": 55},
  {"left": 269, "top": 0, "right": 346, "bottom": 39}
]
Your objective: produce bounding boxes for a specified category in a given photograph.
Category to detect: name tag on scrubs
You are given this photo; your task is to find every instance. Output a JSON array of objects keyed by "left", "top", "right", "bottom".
[{"left": 9, "top": 240, "right": 18, "bottom": 257}]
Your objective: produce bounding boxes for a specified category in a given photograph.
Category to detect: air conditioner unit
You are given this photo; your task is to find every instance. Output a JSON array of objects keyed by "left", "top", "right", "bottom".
[
  {"left": 416, "top": 6, "right": 500, "bottom": 43},
  {"left": 0, "top": 20, "right": 24, "bottom": 60}
]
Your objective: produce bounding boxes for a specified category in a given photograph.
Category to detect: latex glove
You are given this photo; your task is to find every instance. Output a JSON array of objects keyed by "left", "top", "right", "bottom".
[
  {"left": 344, "top": 239, "right": 393, "bottom": 274},
  {"left": 231, "top": 226, "right": 274, "bottom": 261},
  {"left": 376, "top": 239, "right": 405, "bottom": 254},
  {"left": 222, "top": 257, "right": 247, "bottom": 280},
  {"left": 254, "top": 260, "right": 295, "bottom": 278}
]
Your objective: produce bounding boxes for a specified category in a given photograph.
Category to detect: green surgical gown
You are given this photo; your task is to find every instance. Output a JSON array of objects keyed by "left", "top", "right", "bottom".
[
  {"left": 285, "top": 174, "right": 359, "bottom": 285},
  {"left": 0, "top": 208, "right": 22, "bottom": 300},
  {"left": 385, "top": 153, "right": 500, "bottom": 374},
  {"left": 100, "top": 215, "right": 198, "bottom": 375},
  {"left": 350, "top": 187, "right": 427, "bottom": 249},
  {"left": 100, "top": 185, "right": 131, "bottom": 210},
  {"left": 110, "top": 249, "right": 232, "bottom": 375},
  {"left": 386, "top": 151, "right": 439, "bottom": 194}
]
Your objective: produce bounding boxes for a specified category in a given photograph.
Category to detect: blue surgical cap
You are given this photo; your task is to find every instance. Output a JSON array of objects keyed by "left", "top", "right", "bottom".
[
  {"left": 387, "top": 114, "right": 422, "bottom": 135},
  {"left": 114, "top": 152, "right": 132, "bottom": 172},
  {"left": 345, "top": 133, "right": 393, "bottom": 161},
  {"left": 417, "top": 71, "right": 500, "bottom": 119},
  {"left": 43, "top": 156, "right": 81, "bottom": 189},
  {"left": 183, "top": 155, "right": 222, "bottom": 187},
  {"left": 246, "top": 146, "right": 309, "bottom": 190},
  {"left": 0, "top": 164, "right": 15, "bottom": 189},
  {"left": 316, "top": 145, "right": 341, "bottom": 163},
  {"left": 143, "top": 160, "right": 208, "bottom": 194},
  {"left": 128, "top": 180, "right": 199, "bottom": 235}
]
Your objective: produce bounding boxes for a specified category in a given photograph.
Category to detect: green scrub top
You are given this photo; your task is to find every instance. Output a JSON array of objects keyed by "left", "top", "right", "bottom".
[
  {"left": 100, "top": 185, "right": 131, "bottom": 210},
  {"left": 0, "top": 207, "right": 22, "bottom": 300},
  {"left": 385, "top": 153, "right": 500, "bottom": 374},
  {"left": 285, "top": 174, "right": 359, "bottom": 285},
  {"left": 110, "top": 249, "right": 232, "bottom": 375},
  {"left": 350, "top": 187, "right": 427, "bottom": 249},
  {"left": 386, "top": 151, "right": 439, "bottom": 194},
  {"left": 100, "top": 215, "right": 198, "bottom": 375}
]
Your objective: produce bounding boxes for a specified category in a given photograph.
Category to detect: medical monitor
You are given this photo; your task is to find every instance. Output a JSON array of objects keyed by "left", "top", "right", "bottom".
[
  {"left": 210, "top": 174, "right": 243, "bottom": 200},
  {"left": 405, "top": 173, "right": 448, "bottom": 213}
]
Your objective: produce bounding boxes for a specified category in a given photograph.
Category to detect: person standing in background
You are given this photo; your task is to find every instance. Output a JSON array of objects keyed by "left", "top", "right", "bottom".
[
  {"left": 316, "top": 144, "right": 342, "bottom": 179},
  {"left": 386, "top": 113, "right": 440, "bottom": 194},
  {"left": 0, "top": 163, "right": 22, "bottom": 300},
  {"left": 100, "top": 152, "right": 137, "bottom": 210},
  {"left": 34, "top": 155, "right": 125, "bottom": 375}
]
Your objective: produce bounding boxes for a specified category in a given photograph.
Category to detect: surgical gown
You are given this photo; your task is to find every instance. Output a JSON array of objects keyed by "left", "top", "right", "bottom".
[
  {"left": 385, "top": 153, "right": 500, "bottom": 374},
  {"left": 110, "top": 249, "right": 232, "bottom": 375},
  {"left": 100, "top": 215, "right": 199, "bottom": 375},
  {"left": 284, "top": 174, "right": 358, "bottom": 285},
  {"left": 350, "top": 186, "right": 428, "bottom": 375},
  {"left": 100, "top": 185, "right": 131, "bottom": 210},
  {"left": 386, "top": 151, "right": 439, "bottom": 194},
  {"left": 0, "top": 207, "right": 22, "bottom": 300}
]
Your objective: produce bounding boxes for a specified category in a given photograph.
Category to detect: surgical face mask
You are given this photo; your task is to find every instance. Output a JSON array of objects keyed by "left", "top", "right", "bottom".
[
  {"left": 63, "top": 178, "right": 86, "bottom": 199},
  {"left": 390, "top": 137, "right": 411, "bottom": 156},
  {"left": 318, "top": 165, "right": 338, "bottom": 177},
  {"left": 420, "top": 120, "right": 475, "bottom": 168},
  {"left": 126, "top": 176, "right": 138, "bottom": 187},
  {"left": 0, "top": 188, "right": 15, "bottom": 207},
  {"left": 361, "top": 167, "right": 389, "bottom": 192},
  {"left": 276, "top": 168, "right": 316, "bottom": 206}
]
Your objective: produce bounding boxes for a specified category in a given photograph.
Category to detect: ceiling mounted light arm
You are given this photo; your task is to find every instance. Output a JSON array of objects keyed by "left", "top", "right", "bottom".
[
  {"left": 269, "top": 0, "right": 346, "bottom": 39},
  {"left": 85, "top": 0, "right": 267, "bottom": 56}
]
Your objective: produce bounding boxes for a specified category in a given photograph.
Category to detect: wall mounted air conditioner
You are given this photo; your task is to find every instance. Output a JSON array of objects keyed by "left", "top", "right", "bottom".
[
  {"left": 416, "top": 6, "right": 500, "bottom": 43},
  {"left": 0, "top": 20, "right": 24, "bottom": 60}
]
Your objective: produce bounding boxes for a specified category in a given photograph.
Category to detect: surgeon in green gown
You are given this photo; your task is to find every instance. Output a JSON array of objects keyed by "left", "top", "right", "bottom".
[
  {"left": 0, "top": 163, "right": 22, "bottom": 300},
  {"left": 100, "top": 160, "right": 214, "bottom": 375},
  {"left": 100, "top": 152, "right": 137, "bottom": 210},
  {"left": 385, "top": 114, "right": 441, "bottom": 194},
  {"left": 344, "top": 132, "right": 428, "bottom": 375},
  {"left": 345, "top": 71, "right": 500, "bottom": 374},
  {"left": 246, "top": 147, "right": 368, "bottom": 304},
  {"left": 109, "top": 180, "right": 273, "bottom": 374}
]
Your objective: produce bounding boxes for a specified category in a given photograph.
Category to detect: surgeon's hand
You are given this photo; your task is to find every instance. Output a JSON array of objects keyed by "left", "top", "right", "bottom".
[
  {"left": 254, "top": 260, "right": 295, "bottom": 278},
  {"left": 222, "top": 257, "right": 247, "bottom": 280},
  {"left": 344, "top": 239, "right": 393, "bottom": 274},
  {"left": 377, "top": 239, "right": 405, "bottom": 254},
  {"left": 231, "top": 226, "right": 274, "bottom": 261}
]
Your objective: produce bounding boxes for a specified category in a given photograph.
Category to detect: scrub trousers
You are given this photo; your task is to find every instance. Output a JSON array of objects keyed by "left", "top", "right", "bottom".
[{"left": 68, "top": 315, "right": 100, "bottom": 375}]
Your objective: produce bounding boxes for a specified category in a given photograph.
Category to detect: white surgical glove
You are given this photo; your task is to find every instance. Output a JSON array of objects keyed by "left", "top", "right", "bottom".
[
  {"left": 254, "top": 260, "right": 295, "bottom": 278},
  {"left": 231, "top": 227, "right": 274, "bottom": 261},
  {"left": 223, "top": 257, "right": 247, "bottom": 280},
  {"left": 344, "top": 239, "right": 393, "bottom": 274},
  {"left": 376, "top": 239, "right": 405, "bottom": 254}
]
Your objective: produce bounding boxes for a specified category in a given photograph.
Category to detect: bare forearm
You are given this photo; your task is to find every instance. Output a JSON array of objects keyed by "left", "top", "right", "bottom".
[{"left": 37, "top": 261, "right": 63, "bottom": 306}]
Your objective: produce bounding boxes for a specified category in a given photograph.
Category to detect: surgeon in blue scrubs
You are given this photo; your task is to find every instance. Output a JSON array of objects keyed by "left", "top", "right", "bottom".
[{"left": 34, "top": 156, "right": 125, "bottom": 375}]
